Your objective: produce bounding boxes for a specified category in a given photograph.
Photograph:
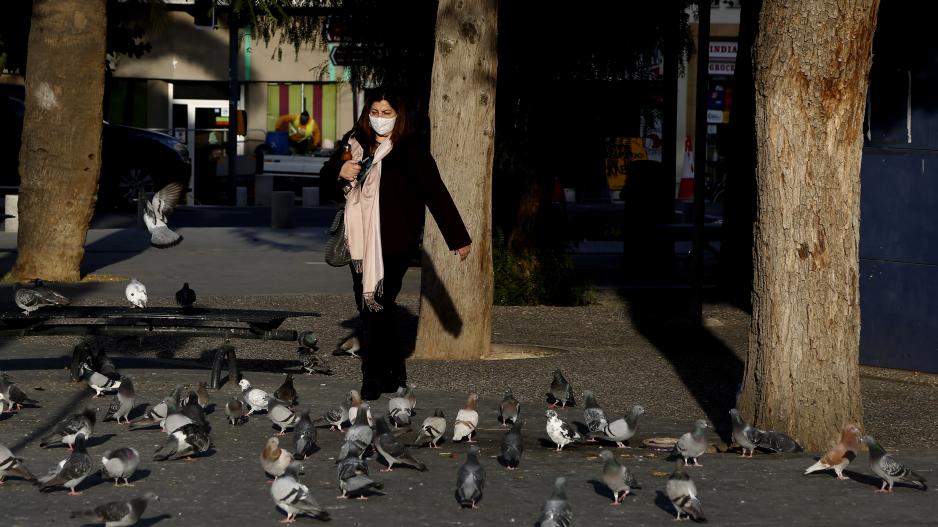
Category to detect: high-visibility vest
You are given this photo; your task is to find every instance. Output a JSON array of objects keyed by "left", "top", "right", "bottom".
[{"left": 290, "top": 116, "right": 314, "bottom": 140}]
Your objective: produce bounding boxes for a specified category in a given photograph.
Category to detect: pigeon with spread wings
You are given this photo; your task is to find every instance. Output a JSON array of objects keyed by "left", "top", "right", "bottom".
[{"left": 144, "top": 181, "right": 185, "bottom": 248}]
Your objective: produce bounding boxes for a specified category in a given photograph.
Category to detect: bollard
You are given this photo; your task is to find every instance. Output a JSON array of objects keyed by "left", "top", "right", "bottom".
[
  {"left": 4, "top": 194, "right": 17, "bottom": 233},
  {"left": 236, "top": 186, "right": 248, "bottom": 207},
  {"left": 254, "top": 174, "right": 273, "bottom": 206},
  {"left": 271, "top": 191, "right": 295, "bottom": 229},
  {"left": 302, "top": 187, "right": 320, "bottom": 208}
]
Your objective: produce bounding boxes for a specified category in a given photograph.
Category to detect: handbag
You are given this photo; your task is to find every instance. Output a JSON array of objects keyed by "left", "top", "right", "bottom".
[{"left": 324, "top": 208, "right": 352, "bottom": 267}]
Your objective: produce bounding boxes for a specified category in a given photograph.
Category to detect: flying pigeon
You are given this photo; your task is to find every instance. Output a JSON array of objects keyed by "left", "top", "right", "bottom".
[
  {"left": 70, "top": 492, "right": 159, "bottom": 526},
  {"left": 239, "top": 378, "right": 271, "bottom": 415},
  {"left": 414, "top": 408, "right": 447, "bottom": 449},
  {"left": 804, "top": 424, "right": 862, "bottom": 480},
  {"left": 601, "top": 404, "right": 644, "bottom": 448},
  {"left": 292, "top": 411, "right": 318, "bottom": 460},
  {"left": 0, "top": 373, "right": 39, "bottom": 411},
  {"left": 545, "top": 369, "right": 575, "bottom": 408},
  {"left": 225, "top": 397, "right": 247, "bottom": 426},
  {"left": 153, "top": 423, "right": 210, "bottom": 461},
  {"left": 453, "top": 393, "right": 479, "bottom": 443},
  {"left": 40, "top": 406, "right": 96, "bottom": 450},
  {"left": 80, "top": 362, "right": 121, "bottom": 398},
  {"left": 455, "top": 445, "right": 485, "bottom": 509},
  {"left": 144, "top": 181, "right": 185, "bottom": 248},
  {"left": 498, "top": 388, "right": 520, "bottom": 426},
  {"left": 499, "top": 418, "right": 524, "bottom": 470},
  {"left": 317, "top": 400, "right": 349, "bottom": 432},
  {"left": 260, "top": 436, "right": 293, "bottom": 480},
  {"left": 273, "top": 374, "right": 298, "bottom": 407},
  {"left": 336, "top": 454, "right": 381, "bottom": 499},
  {"left": 536, "top": 477, "right": 573, "bottom": 527},
  {"left": 196, "top": 381, "right": 209, "bottom": 409},
  {"left": 175, "top": 282, "right": 196, "bottom": 308},
  {"left": 103, "top": 377, "right": 135, "bottom": 424},
  {"left": 37, "top": 433, "right": 93, "bottom": 495},
  {"left": 675, "top": 419, "right": 710, "bottom": 466},
  {"left": 583, "top": 390, "right": 608, "bottom": 439},
  {"left": 373, "top": 416, "right": 427, "bottom": 472},
  {"left": 545, "top": 409, "right": 581, "bottom": 452},
  {"left": 860, "top": 435, "right": 927, "bottom": 492},
  {"left": 268, "top": 401, "right": 301, "bottom": 435},
  {"left": 729, "top": 408, "right": 762, "bottom": 458},
  {"left": 124, "top": 278, "right": 148, "bottom": 308},
  {"left": 666, "top": 463, "right": 705, "bottom": 521},
  {"left": 757, "top": 429, "right": 804, "bottom": 453},
  {"left": 101, "top": 447, "right": 140, "bottom": 486},
  {"left": 388, "top": 386, "right": 416, "bottom": 428},
  {"left": 599, "top": 450, "right": 639, "bottom": 505},
  {"left": 271, "top": 462, "right": 331, "bottom": 522},
  {"left": 13, "top": 279, "right": 69, "bottom": 315},
  {"left": 0, "top": 443, "right": 36, "bottom": 484}
]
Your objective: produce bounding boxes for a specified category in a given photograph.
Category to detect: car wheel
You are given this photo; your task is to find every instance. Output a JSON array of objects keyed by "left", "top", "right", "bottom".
[{"left": 118, "top": 166, "right": 155, "bottom": 209}]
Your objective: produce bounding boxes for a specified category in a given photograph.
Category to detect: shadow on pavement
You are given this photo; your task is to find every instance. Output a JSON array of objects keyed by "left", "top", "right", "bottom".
[
  {"left": 654, "top": 490, "right": 674, "bottom": 517},
  {"left": 587, "top": 478, "right": 612, "bottom": 501}
]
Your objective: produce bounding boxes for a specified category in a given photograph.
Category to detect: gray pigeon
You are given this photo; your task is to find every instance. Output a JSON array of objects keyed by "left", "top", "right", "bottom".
[
  {"left": 499, "top": 418, "right": 524, "bottom": 470},
  {"left": 536, "top": 477, "right": 573, "bottom": 527},
  {"left": 373, "top": 415, "right": 427, "bottom": 472},
  {"left": 301, "top": 352, "right": 333, "bottom": 376},
  {"left": 546, "top": 369, "right": 575, "bottom": 408},
  {"left": 103, "top": 377, "right": 135, "bottom": 424},
  {"left": 175, "top": 282, "right": 196, "bottom": 308},
  {"left": 599, "top": 450, "right": 639, "bottom": 505},
  {"left": 225, "top": 398, "right": 246, "bottom": 426},
  {"left": 273, "top": 374, "right": 298, "bottom": 407},
  {"left": 545, "top": 409, "right": 581, "bottom": 451},
  {"left": 498, "top": 388, "right": 520, "bottom": 426},
  {"left": 38, "top": 434, "right": 93, "bottom": 495},
  {"left": 666, "top": 463, "right": 705, "bottom": 521},
  {"left": 292, "top": 411, "right": 318, "bottom": 460},
  {"left": 268, "top": 401, "right": 301, "bottom": 435},
  {"left": 70, "top": 492, "right": 158, "bottom": 527},
  {"left": 337, "top": 439, "right": 368, "bottom": 462},
  {"left": 583, "top": 390, "right": 608, "bottom": 438},
  {"left": 456, "top": 445, "right": 485, "bottom": 509},
  {"left": 860, "top": 435, "right": 927, "bottom": 492},
  {"left": 161, "top": 398, "right": 194, "bottom": 435},
  {"left": 129, "top": 385, "right": 186, "bottom": 429},
  {"left": 729, "top": 408, "right": 763, "bottom": 457},
  {"left": 344, "top": 402, "right": 374, "bottom": 452},
  {"left": 388, "top": 387, "right": 416, "bottom": 428},
  {"left": 674, "top": 419, "right": 710, "bottom": 466},
  {"left": 336, "top": 454, "right": 382, "bottom": 499},
  {"left": 414, "top": 409, "right": 447, "bottom": 448},
  {"left": 144, "top": 181, "right": 184, "bottom": 248},
  {"left": 13, "top": 279, "right": 69, "bottom": 315},
  {"left": 601, "top": 404, "right": 644, "bottom": 448},
  {"left": 80, "top": 362, "right": 121, "bottom": 398},
  {"left": 0, "top": 373, "right": 39, "bottom": 411},
  {"left": 0, "top": 443, "right": 36, "bottom": 484},
  {"left": 101, "top": 447, "right": 140, "bottom": 486},
  {"left": 271, "top": 462, "right": 330, "bottom": 522},
  {"left": 317, "top": 401, "right": 349, "bottom": 432},
  {"left": 40, "top": 406, "right": 96, "bottom": 450},
  {"left": 153, "top": 423, "right": 211, "bottom": 461},
  {"left": 757, "top": 430, "right": 804, "bottom": 453}
]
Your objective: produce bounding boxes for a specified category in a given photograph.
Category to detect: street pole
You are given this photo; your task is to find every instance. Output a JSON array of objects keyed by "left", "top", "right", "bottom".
[
  {"left": 227, "top": 7, "right": 239, "bottom": 206},
  {"left": 693, "top": 1, "right": 710, "bottom": 323}
]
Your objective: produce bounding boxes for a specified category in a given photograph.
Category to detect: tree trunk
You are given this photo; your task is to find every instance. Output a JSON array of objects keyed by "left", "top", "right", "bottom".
[
  {"left": 413, "top": 0, "right": 497, "bottom": 360},
  {"left": 739, "top": 0, "right": 879, "bottom": 451},
  {"left": 9, "top": 0, "right": 106, "bottom": 282}
]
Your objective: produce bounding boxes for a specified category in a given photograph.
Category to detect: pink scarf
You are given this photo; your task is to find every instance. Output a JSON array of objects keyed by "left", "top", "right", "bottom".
[{"left": 344, "top": 137, "right": 393, "bottom": 311}]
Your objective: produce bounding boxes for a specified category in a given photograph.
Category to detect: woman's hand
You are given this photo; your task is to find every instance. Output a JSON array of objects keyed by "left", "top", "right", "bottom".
[
  {"left": 338, "top": 160, "right": 361, "bottom": 182},
  {"left": 454, "top": 245, "right": 471, "bottom": 261}
]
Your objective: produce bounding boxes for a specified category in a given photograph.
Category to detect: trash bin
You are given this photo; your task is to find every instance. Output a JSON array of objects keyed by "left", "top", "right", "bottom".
[{"left": 265, "top": 132, "right": 290, "bottom": 155}]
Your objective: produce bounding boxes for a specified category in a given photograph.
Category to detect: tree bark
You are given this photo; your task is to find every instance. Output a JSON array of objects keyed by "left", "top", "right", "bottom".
[
  {"left": 739, "top": 0, "right": 879, "bottom": 451},
  {"left": 9, "top": 0, "right": 106, "bottom": 282},
  {"left": 413, "top": 0, "right": 497, "bottom": 360}
]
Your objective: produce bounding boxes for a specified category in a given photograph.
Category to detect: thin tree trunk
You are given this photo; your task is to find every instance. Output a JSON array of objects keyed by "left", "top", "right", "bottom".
[
  {"left": 9, "top": 0, "right": 106, "bottom": 282},
  {"left": 739, "top": 0, "right": 879, "bottom": 451},
  {"left": 413, "top": 0, "right": 497, "bottom": 360}
]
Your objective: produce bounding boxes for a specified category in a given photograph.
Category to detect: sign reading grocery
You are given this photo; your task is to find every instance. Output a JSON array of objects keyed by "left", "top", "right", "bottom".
[{"left": 708, "top": 62, "right": 736, "bottom": 75}]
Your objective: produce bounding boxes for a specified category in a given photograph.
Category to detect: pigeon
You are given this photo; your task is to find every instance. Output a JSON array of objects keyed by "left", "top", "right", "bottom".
[
  {"left": 13, "top": 279, "right": 69, "bottom": 315},
  {"left": 153, "top": 423, "right": 211, "bottom": 461},
  {"left": 101, "top": 447, "right": 140, "bottom": 486},
  {"left": 239, "top": 378, "right": 270, "bottom": 414},
  {"left": 414, "top": 408, "right": 447, "bottom": 448},
  {"left": 161, "top": 398, "right": 194, "bottom": 435},
  {"left": 144, "top": 181, "right": 184, "bottom": 248},
  {"left": 729, "top": 408, "right": 762, "bottom": 458},
  {"left": 336, "top": 454, "right": 382, "bottom": 499},
  {"left": 804, "top": 424, "right": 862, "bottom": 480},
  {"left": 343, "top": 402, "right": 374, "bottom": 457},
  {"left": 347, "top": 390, "right": 374, "bottom": 427},
  {"left": 301, "top": 352, "right": 333, "bottom": 376},
  {"left": 268, "top": 401, "right": 301, "bottom": 435},
  {"left": 333, "top": 333, "right": 361, "bottom": 357},
  {"left": 260, "top": 436, "right": 293, "bottom": 480},
  {"left": 545, "top": 409, "right": 581, "bottom": 452},
  {"left": 175, "top": 282, "right": 196, "bottom": 308},
  {"left": 536, "top": 477, "right": 573, "bottom": 527},
  {"left": 757, "top": 429, "right": 804, "bottom": 453},
  {"left": 666, "top": 463, "right": 705, "bottom": 521},
  {"left": 38, "top": 433, "right": 93, "bottom": 495},
  {"left": 0, "top": 443, "right": 36, "bottom": 484},
  {"left": 225, "top": 398, "right": 247, "bottom": 426},
  {"left": 0, "top": 373, "right": 39, "bottom": 411},
  {"left": 583, "top": 390, "right": 609, "bottom": 439},
  {"left": 129, "top": 397, "right": 172, "bottom": 430},
  {"left": 70, "top": 492, "right": 159, "bottom": 527},
  {"left": 80, "top": 362, "right": 121, "bottom": 398},
  {"left": 103, "top": 377, "right": 135, "bottom": 424},
  {"left": 453, "top": 393, "right": 479, "bottom": 443},
  {"left": 499, "top": 418, "right": 524, "bottom": 470},
  {"left": 599, "top": 450, "right": 639, "bottom": 505},
  {"left": 338, "top": 439, "right": 368, "bottom": 462},
  {"left": 124, "top": 278, "right": 148, "bottom": 308},
  {"left": 455, "top": 445, "right": 485, "bottom": 509},
  {"left": 601, "top": 404, "right": 644, "bottom": 448},
  {"left": 293, "top": 411, "right": 318, "bottom": 460},
  {"left": 317, "top": 400, "right": 349, "bottom": 432},
  {"left": 675, "top": 419, "right": 710, "bottom": 466},
  {"left": 196, "top": 381, "right": 210, "bottom": 409},
  {"left": 271, "top": 462, "right": 330, "bottom": 522},
  {"left": 273, "top": 374, "right": 298, "bottom": 407},
  {"left": 40, "top": 406, "right": 96, "bottom": 450},
  {"left": 498, "top": 388, "right": 520, "bottom": 426},
  {"left": 180, "top": 391, "right": 210, "bottom": 432},
  {"left": 545, "top": 369, "right": 575, "bottom": 408},
  {"left": 860, "top": 435, "right": 927, "bottom": 492},
  {"left": 373, "top": 415, "right": 426, "bottom": 472},
  {"left": 388, "top": 386, "right": 416, "bottom": 428}
]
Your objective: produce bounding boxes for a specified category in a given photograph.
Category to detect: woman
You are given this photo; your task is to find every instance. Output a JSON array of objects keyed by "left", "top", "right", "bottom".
[{"left": 323, "top": 89, "right": 471, "bottom": 401}]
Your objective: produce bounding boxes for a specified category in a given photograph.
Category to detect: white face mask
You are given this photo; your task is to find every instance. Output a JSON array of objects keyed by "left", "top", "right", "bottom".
[{"left": 369, "top": 115, "right": 396, "bottom": 136}]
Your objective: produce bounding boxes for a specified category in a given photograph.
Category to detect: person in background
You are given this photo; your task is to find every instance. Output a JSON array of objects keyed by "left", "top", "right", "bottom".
[
  {"left": 321, "top": 88, "right": 471, "bottom": 401},
  {"left": 275, "top": 110, "right": 321, "bottom": 154}
]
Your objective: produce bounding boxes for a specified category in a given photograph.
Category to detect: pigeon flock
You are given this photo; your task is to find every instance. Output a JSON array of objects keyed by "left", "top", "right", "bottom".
[{"left": 0, "top": 357, "right": 929, "bottom": 526}]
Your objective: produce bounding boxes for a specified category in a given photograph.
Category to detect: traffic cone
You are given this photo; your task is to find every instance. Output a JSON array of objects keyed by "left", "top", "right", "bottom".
[
  {"left": 551, "top": 177, "right": 564, "bottom": 203},
  {"left": 677, "top": 137, "right": 694, "bottom": 200}
]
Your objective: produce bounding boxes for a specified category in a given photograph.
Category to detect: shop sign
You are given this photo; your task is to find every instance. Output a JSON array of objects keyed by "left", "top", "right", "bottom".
[
  {"left": 707, "top": 110, "right": 727, "bottom": 124},
  {"left": 604, "top": 137, "right": 648, "bottom": 191},
  {"left": 709, "top": 41, "right": 738, "bottom": 60},
  {"left": 708, "top": 62, "right": 736, "bottom": 75}
]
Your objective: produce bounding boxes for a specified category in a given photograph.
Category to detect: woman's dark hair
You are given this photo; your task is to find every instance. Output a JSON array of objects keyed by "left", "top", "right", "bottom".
[{"left": 353, "top": 88, "right": 412, "bottom": 147}]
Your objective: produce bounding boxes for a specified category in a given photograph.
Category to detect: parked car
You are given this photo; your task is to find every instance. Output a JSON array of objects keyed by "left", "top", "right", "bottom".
[{"left": 0, "top": 89, "right": 190, "bottom": 210}]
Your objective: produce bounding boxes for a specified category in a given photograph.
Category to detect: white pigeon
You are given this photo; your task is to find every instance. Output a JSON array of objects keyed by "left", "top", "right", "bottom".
[
  {"left": 239, "top": 379, "right": 271, "bottom": 415},
  {"left": 125, "top": 278, "right": 148, "bottom": 309},
  {"left": 143, "top": 181, "right": 185, "bottom": 248},
  {"left": 545, "top": 409, "right": 581, "bottom": 452},
  {"left": 453, "top": 393, "right": 479, "bottom": 443}
]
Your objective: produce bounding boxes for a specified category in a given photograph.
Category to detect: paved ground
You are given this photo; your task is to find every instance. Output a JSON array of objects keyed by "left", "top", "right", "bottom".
[{"left": 0, "top": 206, "right": 935, "bottom": 525}]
